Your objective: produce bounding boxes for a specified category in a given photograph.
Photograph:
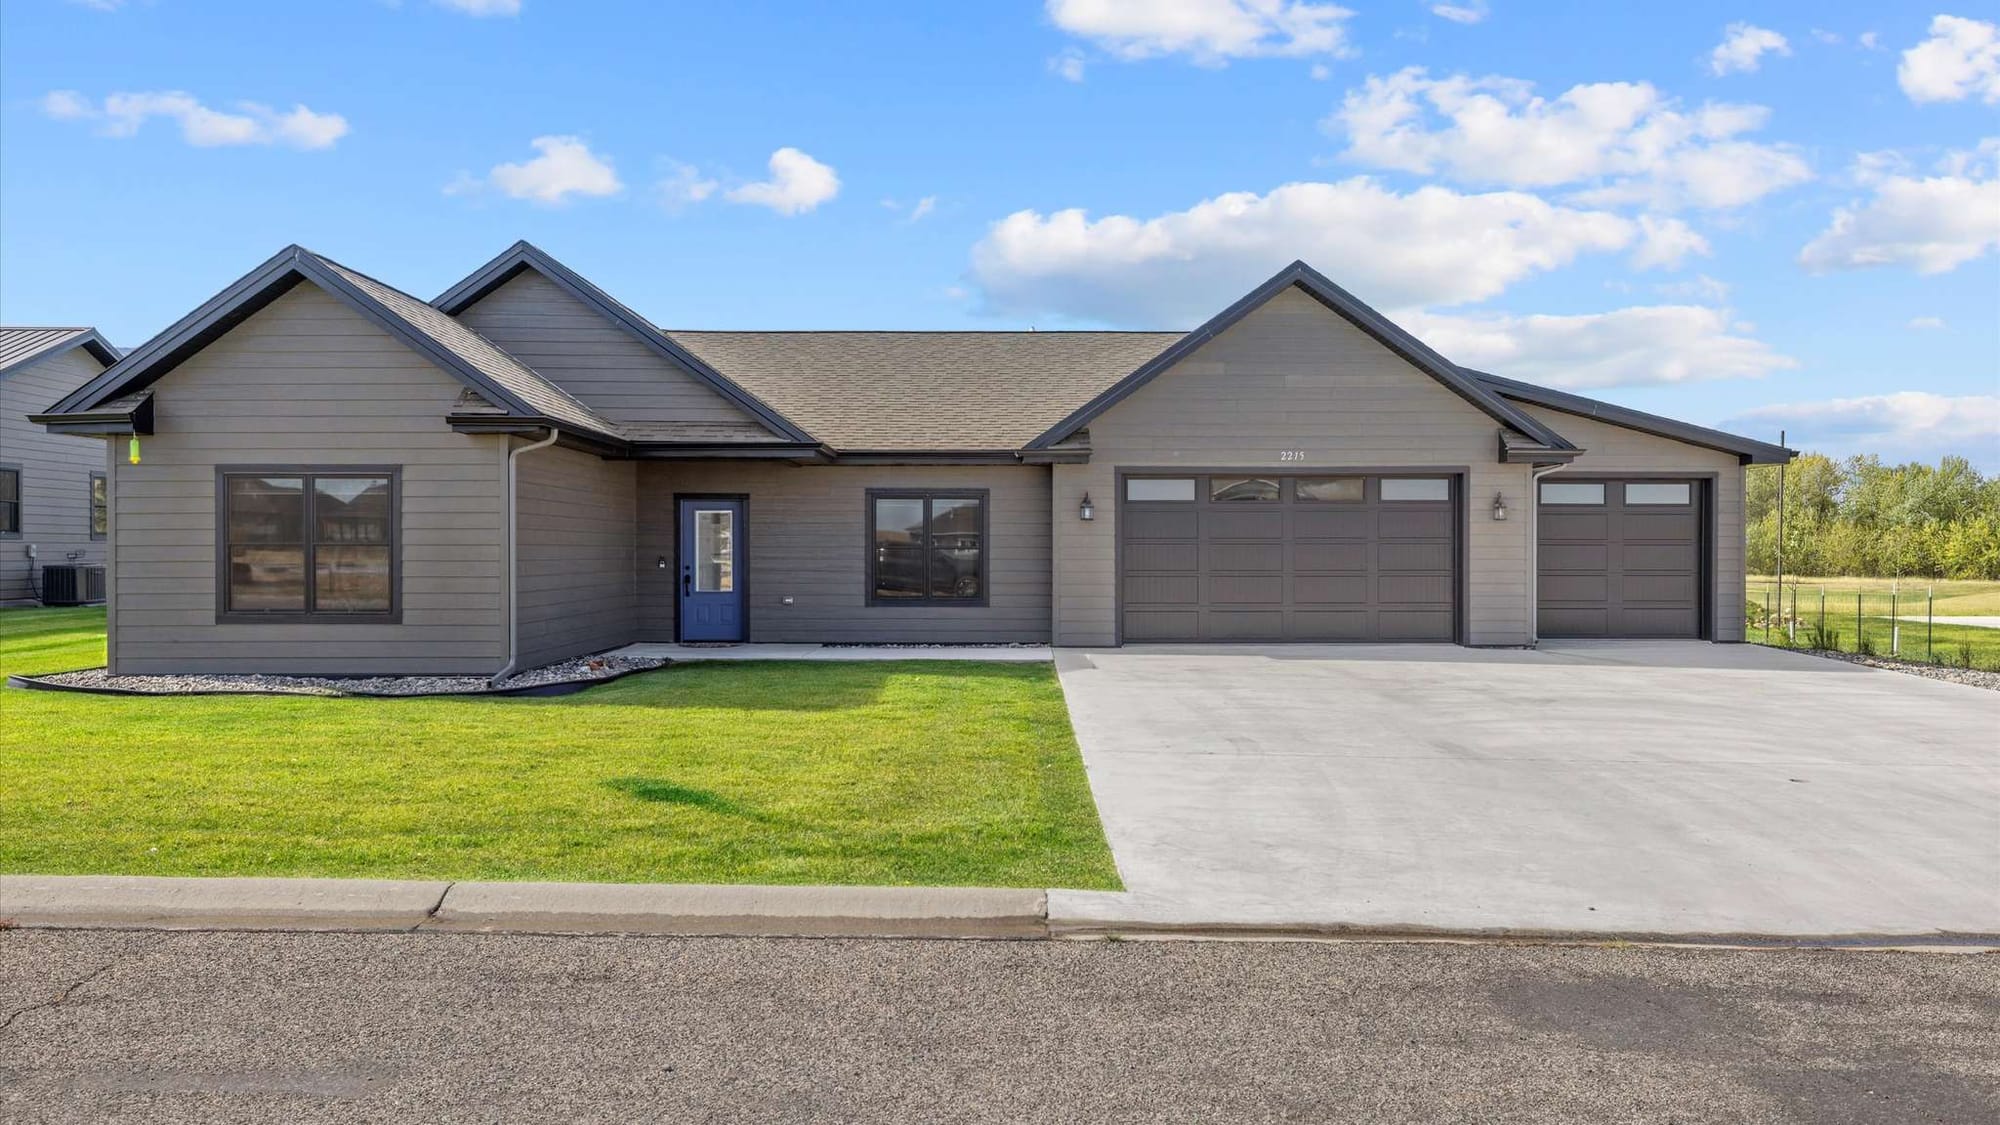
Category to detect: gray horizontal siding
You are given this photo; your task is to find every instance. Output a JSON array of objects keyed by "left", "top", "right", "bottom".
[
  {"left": 108, "top": 283, "right": 511, "bottom": 676},
  {"left": 637, "top": 463, "right": 1051, "bottom": 643},
  {"left": 0, "top": 346, "right": 110, "bottom": 604},
  {"left": 514, "top": 443, "right": 637, "bottom": 668},
  {"left": 455, "top": 270, "right": 775, "bottom": 441}
]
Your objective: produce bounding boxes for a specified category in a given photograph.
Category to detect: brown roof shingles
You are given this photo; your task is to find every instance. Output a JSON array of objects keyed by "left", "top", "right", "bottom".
[{"left": 660, "top": 330, "right": 1182, "bottom": 450}]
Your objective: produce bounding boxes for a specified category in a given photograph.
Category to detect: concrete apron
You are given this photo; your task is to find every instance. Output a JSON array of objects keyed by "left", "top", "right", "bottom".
[{"left": 5, "top": 875, "right": 1992, "bottom": 948}]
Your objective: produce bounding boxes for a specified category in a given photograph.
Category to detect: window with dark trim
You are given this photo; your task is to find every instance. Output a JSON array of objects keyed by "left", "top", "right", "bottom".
[
  {"left": 218, "top": 468, "right": 399, "bottom": 621},
  {"left": 0, "top": 465, "right": 19, "bottom": 536},
  {"left": 868, "top": 490, "right": 987, "bottom": 604},
  {"left": 89, "top": 473, "right": 108, "bottom": 539}
]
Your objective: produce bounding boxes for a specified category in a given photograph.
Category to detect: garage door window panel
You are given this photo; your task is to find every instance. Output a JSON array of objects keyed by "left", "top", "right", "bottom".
[
  {"left": 1380, "top": 478, "right": 1450, "bottom": 502},
  {"left": 1127, "top": 478, "right": 1196, "bottom": 502},
  {"left": 1541, "top": 482, "right": 1606, "bottom": 505},
  {"left": 1626, "top": 482, "right": 1692, "bottom": 505},
  {"left": 1210, "top": 477, "right": 1280, "bottom": 502}
]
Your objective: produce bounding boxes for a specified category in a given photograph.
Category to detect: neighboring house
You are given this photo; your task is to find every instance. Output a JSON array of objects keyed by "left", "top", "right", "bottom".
[
  {"left": 1, "top": 327, "right": 122, "bottom": 606},
  {"left": 31, "top": 243, "right": 1790, "bottom": 676}
]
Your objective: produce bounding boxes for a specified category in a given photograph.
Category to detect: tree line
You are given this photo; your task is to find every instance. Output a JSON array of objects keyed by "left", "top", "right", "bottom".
[{"left": 1746, "top": 453, "right": 2000, "bottom": 579}]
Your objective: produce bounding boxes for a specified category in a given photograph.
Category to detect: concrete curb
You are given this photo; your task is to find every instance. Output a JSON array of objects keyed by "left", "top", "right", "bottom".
[
  {"left": 428, "top": 882, "right": 1047, "bottom": 938},
  {"left": 0, "top": 875, "right": 450, "bottom": 932},
  {"left": 0, "top": 875, "right": 1046, "bottom": 939}
]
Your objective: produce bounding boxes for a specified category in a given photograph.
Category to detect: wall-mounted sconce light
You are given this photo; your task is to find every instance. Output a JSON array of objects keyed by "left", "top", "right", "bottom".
[
  {"left": 1491, "top": 493, "right": 1508, "bottom": 521},
  {"left": 656, "top": 555, "right": 669, "bottom": 569},
  {"left": 1079, "top": 493, "right": 1095, "bottom": 521}
]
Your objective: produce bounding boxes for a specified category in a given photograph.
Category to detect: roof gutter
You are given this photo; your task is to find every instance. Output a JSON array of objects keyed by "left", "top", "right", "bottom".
[{"left": 491, "top": 426, "right": 560, "bottom": 687}]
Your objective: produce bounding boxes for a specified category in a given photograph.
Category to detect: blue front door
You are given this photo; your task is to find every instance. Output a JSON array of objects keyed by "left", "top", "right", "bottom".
[{"left": 678, "top": 499, "right": 744, "bottom": 641}]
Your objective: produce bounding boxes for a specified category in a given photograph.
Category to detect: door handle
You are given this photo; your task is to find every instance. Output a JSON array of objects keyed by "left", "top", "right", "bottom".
[{"left": 682, "top": 568, "right": 692, "bottom": 596}]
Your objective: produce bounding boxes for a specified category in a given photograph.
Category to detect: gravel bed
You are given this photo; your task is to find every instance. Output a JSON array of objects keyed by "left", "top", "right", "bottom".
[
  {"left": 1799, "top": 649, "right": 2000, "bottom": 691},
  {"left": 28, "top": 654, "right": 667, "bottom": 697}
]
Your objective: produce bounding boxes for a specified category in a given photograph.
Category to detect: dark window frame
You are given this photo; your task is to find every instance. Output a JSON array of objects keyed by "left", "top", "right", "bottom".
[
  {"left": 89, "top": 472, "right": 108, "bottom": 540},
  {"left": 0, "top": 463, "right": 20, "bottom": 538},
  {"left": 865, "top": 488, "right": 990, "bottom": 607},
  {"left": 214, "top": 465, "right": 402, "bottom": 625}
]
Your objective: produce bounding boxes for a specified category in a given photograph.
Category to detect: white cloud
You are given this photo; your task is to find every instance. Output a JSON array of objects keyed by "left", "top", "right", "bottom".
[
  {"left": 657, "top": 161, "right": 718, "bottom": 210},
  {"left": 39, "top": 89, "right": 348, "bottom": 149},
  {"left": 1908, "top": 316, "right": 1947, "bottom": 329},
  {"left": 1049, "top": 48, "right": 1088, "bottom": 81},
  {"left": 1046, "top": 0, "right": 1355, "bottom": 65},
  {"left": 1899, "top": 15, "right": 2000, "bottom": 104},
  {"left": 482, "top": 136, "right": 622, "bottom": 204},
  {"left": 1709, "top": 23, "right": 1791, "bottom": 75},
  {"left": 725, "top": 147, "right": 840, "bottom": 215},
  {"left": 1858, "top": 31, "right": 1881, "bottom": 51},
  {"left": 1811, "top": 29, "right": 1842, "bottom": 46},
  {"left": 907, "top": 195, "right": 938, "bottom": 222},
  {"left": 434, "top": 0, "right": 521, "bottom": 13},
  {"left": 1431, "top": 2, "right": 1487, "bottom": 24},
  {"left": 1406, "top": 304, "right": 1797, "bottom": 388},
  {"left": 968, "top": 177, "right": 1640, "bottom": 325},
  {"left": 1329, "top": 68, "right": 1811, "bottom": 210},
  {"left": 1656, "top": 274, "right": 1731, "bottom": 302},
  {"left": 1798, "top": 140, "right": 2000, "bottom": 274},
  {"left": 1310, "top": 63, "right": 1332, "bottom": 80},
  {"left": 1725, "top": 393, "right": 2000, "bottom": 463},
  {"left": 1631, "top": 214, "right": 1711, "bottom": 269}
]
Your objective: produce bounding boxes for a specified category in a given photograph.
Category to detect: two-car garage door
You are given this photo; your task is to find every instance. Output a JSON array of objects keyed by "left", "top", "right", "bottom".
[{"left": 1120, "top": 473, "right": 1457, "bottom": 642}]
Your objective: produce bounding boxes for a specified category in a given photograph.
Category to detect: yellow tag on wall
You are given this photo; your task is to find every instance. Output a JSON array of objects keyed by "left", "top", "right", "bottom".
[{"left": 128, "top": 435, "right": 140, "bottom": 465}]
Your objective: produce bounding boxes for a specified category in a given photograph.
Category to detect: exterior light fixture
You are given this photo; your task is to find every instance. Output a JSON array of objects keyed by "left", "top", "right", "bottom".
[
  {"left": 1491, "top": 492, "right": 1508, "bottom": 521},
  {"left": 656, "top": 555, "right": 669, "bottom": 569},
  {"left": 1079, "top": 493, "right": 1095, "bottom": 521}
]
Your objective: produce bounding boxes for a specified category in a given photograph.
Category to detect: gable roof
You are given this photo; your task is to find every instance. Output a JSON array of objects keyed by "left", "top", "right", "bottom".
[
  {"left": 1025, "top": 260, "right": 1578, "bottom": 454},
  {"left": 662, "top": 330, "right": 1182, "bottom": 450},
  {"left": 43, "top": 245, "right": 620, "bottom": 443},
  {"left": 0, "top": 327, "right": 121, "bottom": 378},
  {"left": 1463, "top": 368, "right": 1794, "bottom": 464},
  {"left": 432, "top": 241, "right": 813, "bottom": 444}
]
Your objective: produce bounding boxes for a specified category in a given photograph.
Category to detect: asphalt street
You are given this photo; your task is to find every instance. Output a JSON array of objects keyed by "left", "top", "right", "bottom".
[{"left": 2, "top": 930, "right": 1995, "bottom": 1123}]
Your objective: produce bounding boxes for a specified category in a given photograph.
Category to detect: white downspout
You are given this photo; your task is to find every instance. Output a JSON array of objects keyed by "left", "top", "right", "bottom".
[
  {"left": 491, "top": 427, "right": 560, "bottom": 685},
  {"left": 1526, "top": 461, "right": 1567, "bottom": 647}
]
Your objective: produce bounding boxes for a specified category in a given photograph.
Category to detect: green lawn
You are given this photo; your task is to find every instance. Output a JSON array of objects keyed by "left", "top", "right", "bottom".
[
  {"left": 0, "top": 607, "right": 1119, "bottom": 890},
  {"left": 1744, "top": 577, "right": 2000, "bottom": 670}
]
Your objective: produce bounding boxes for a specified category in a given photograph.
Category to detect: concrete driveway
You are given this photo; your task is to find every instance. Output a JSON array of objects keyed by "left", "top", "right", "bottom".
[{"left": 1051, "top": 642, "right": 2000, "bottom": 939}]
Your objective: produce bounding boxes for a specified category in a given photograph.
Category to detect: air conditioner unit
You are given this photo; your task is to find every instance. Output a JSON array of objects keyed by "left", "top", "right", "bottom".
[{"left": 41, "top": 564, "right": 107, "bottom": 607}]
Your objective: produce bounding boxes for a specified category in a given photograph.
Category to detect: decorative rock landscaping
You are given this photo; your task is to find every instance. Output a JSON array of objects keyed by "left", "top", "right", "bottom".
[
  {"left": 1805, "top": 650, "right": 2000, "bottom": 692},
  {"left": 18, "top": 653, "right": 668, "bottom": 698}
]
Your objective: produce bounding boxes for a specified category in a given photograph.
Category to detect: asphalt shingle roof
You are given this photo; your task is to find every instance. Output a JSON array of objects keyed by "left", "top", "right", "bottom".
[{"left": 661, "top": 330, "right": 1183, "bottom": 450}]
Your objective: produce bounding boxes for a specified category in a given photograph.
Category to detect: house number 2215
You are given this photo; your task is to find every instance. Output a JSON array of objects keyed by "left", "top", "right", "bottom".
[{"left": 1278, "top": 450, "right": 1306, "bottom": 461}]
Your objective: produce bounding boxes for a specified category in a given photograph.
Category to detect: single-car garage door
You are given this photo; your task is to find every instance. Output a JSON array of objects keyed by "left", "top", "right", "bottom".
[
  {"left": 1538, "top": 478, "right": 1704, "bottom": 638},
  {"left": 1121, "top": 473, "right": 1458, "bottom": 642}
]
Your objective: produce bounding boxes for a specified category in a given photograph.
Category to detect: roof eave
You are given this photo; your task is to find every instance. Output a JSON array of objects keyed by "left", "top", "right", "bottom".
[
  {"left": 1466, "top": 368, "right": 1796, "bottom": 465},
  {"left": 29, "top": 391, "right": 153, "bottom": 436}
]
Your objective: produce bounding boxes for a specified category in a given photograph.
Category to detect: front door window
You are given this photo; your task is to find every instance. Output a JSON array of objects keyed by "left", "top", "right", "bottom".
[{"left": 694, "top": 509, "right": 733, "bottom": 592}]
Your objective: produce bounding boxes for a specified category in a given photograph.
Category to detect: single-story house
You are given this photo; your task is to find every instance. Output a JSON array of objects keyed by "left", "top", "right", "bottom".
[
  {"left": 2, "top": 327, "right": 122, "bottom": 606},
  {"left": 31, "top": 243, "right": 1791, "bottom": 676}
]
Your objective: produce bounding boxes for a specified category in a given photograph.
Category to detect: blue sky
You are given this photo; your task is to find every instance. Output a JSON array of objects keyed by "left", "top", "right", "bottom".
[{"left": 2, "top": 1, "right": 1995, "bottom": 465}]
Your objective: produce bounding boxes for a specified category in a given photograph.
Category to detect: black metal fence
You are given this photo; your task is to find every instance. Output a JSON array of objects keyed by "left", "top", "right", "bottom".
[{"left": 1746, "top": 582, "right": 1998, "bottom": 670}]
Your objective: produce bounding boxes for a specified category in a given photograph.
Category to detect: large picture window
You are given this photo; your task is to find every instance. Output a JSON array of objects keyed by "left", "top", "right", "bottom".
[
  {"left": 219, "top": 468, "right": 398, "bottom": 621},
  {"left": 868, "top": 490, "right": 986, "bottom": 604}
]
